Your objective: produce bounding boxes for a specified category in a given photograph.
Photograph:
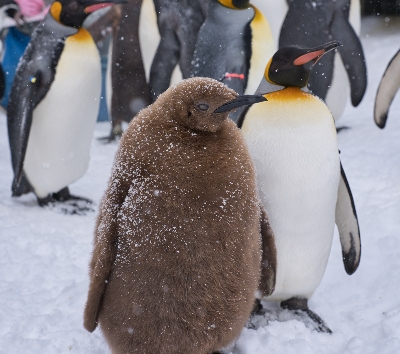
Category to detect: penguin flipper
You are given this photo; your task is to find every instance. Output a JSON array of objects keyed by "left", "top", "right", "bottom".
[
  {"left": 374, "top": 49, "right": 400, "bottom": 128},
  {"left": 84, "top": 141, "right": 134, "bottom": 332},
  {"left": 331, "top": 0, "right": 367, "bottom": 107},
  {"left": 335, "top": 162, "right": 361, "bottom": 275},
  {"left": 149, "top": 28, "right": 180, "bottom": 101},
  {"left": 259, "top": 205, "right": 277, "bottom": 297},
  {"left": 10, "top": 84, "right": 35, "bottom": 196}
]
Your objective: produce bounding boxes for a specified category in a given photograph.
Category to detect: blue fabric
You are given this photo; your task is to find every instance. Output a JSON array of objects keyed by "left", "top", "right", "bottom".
[
  {"left": 98, "top": 55, "right": 109, "bottom": 122},
  {"left": 1, "top": 27, "right": 30, "bottom": 109}
]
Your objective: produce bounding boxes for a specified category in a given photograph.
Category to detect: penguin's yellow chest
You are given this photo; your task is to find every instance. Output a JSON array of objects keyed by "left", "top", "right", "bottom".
[
  {"left": 24, "top": 28, "right": 101, "bottom": 198},
  {"left": 242, "top": 87, "right": 336, "bottom": 130}
]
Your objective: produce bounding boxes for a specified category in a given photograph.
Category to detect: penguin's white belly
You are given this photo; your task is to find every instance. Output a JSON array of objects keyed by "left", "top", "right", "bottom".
[
  {"left": 242, "top": 89, "right": 340, "bottom": 301},
  {"left": 24, "top": 32, "right": 101, "bottom": 198}
]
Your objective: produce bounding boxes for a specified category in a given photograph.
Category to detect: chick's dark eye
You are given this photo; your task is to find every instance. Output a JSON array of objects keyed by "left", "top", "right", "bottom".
[{"left": 197, "top": 103, "right": 209, "bottom": 111}]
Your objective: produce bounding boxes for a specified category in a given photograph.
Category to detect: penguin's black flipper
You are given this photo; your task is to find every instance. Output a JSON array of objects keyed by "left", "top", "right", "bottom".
[
  {"left": 149, "top": 25, "right": 180, "bottom": 102},
  {"left": 374, "top": 49, "right": 400, "bottom": 129},
  {"left": 7, "top": 14, "right": 77, "bottom": 196},
  {"left": 331, "top": 0, "right": 367, "bottom": 107},
  {"left": 335, "top": 162, "right": 361, "bottom": 275}
]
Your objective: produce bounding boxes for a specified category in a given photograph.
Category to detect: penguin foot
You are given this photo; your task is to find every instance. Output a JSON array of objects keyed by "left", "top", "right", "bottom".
[
  {"left": 37, "top": 188, "right": 94, "bottom": 215},
  {"left": 251, "top": 298, "right": 264, "bottom": 316},
  {"left": 98, "top": 122, "right": 124, "bottom": 143},
  {"left": 280, "top": 297, "right": 332, "bottom": 334},
  {"left": 57, "top": 198, "right": 95, "bottom": 215},
  {"left": 52, "top": 187, "right": 92, "bottom": 204}
]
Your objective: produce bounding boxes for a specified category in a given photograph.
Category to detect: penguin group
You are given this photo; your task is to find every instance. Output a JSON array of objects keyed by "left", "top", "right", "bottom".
[{"left": 4, "top": 0, "right": 378, "bottom": 353}]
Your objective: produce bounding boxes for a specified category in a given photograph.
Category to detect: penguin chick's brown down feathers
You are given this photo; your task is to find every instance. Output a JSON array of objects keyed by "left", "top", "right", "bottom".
[{"left": 83, "top": 77, "right": 277, "bottom": 354}]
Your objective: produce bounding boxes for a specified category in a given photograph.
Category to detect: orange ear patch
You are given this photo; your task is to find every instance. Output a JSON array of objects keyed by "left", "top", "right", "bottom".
[
  {"left": 293, "top": 50, "right": 325, "bottom": 66},
  {"left": 50, "top": 1, "right": 62, "bottom": 21}
]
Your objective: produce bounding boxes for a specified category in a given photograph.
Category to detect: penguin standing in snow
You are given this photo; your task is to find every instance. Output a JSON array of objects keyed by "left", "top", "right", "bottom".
[
  {"left": 83, "top": 77, "right": 276, "bottom": 354},
  {"left": 239, "top": 42, "right": 361, "bottom": 333},
  {"left": 374, "top": 49, "right": 400, "bottom": 129},
  {"left": 7, "top": 0, "right": 125, "bottom": 209},
  {"left": 279, "top": 0, "right": 367, "bottom": 121},
  {"left": 190, "top": 0, "right": 274, "bottom": 123},
  {"left": 87, "top": 0, "right": 151, "bottom": 141}
]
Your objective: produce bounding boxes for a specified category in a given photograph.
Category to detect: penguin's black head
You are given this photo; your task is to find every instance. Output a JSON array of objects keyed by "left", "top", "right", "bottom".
[
  {"left": 167, "top": 77, "right": 266, "bottom": 133},
  {"left": 50, "top": 0, "right": 125, "bottom": 28},
  {"left": 218, "top": 0, "right": 251, "bottom": 9},
  {"left": 265, "top": 41, "right": 342, "bottom": 88}
]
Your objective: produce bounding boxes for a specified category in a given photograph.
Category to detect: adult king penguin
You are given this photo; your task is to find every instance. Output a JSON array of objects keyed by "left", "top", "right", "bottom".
[
  {"left": 374, "top": 48, "right": 400, "bottom": 129},
  {"left": 279, "top": 0, "right": 367, "bottom": 122},
  {"left": 7, "top": 0, "right": 125, "bottom": 208},
  {"left": 84, "top": 77, "right": 277, "bottom": 354},
  {"left": 239, "top": 41, "right": 361, "bottom": 333},
  {"left": 149, "top": 0, "right": 206, "bottom": 102},
  {"left": 190, "top": 0, "right": 274, "bottom": 123}
]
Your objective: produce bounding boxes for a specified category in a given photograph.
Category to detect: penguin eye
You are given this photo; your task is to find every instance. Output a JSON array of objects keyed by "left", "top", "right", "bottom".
[{"left": 197, "top": 103, "right": 209, "bottom": 111}]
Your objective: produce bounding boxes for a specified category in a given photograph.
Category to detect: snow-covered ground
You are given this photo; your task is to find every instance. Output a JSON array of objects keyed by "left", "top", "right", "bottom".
[{"left": 0, "top": 15, "right": 399, "bottom": 354}]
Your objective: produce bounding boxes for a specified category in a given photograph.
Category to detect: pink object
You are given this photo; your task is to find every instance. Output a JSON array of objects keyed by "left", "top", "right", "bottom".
[{"left": 14, "top": 0, "right": 47, "bottom": 18}]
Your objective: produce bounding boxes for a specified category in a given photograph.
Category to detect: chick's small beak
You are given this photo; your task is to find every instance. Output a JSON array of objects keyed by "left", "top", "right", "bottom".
[{"left": 214, "top": 95, "right": 267, "bottom": 113}]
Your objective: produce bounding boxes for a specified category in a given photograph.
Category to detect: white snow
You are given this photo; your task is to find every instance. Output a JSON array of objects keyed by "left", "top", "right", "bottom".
[{"left": 0, "top": 15, "right": 400, "bottom": 354}]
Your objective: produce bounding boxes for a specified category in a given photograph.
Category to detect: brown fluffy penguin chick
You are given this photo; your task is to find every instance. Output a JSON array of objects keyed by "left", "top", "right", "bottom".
[{"left": 83, "top": 77, "right": 276, "bottom": 354}]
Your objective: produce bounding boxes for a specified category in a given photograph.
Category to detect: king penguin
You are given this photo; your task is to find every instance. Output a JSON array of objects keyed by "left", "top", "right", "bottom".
[
  {"left": 374, "top": 48, "right": 400, "bottom": 129},
  {"left": 7, "top": 0, "right": 125, "bottom": 208},
  {"left": 239, "top": 41, "right": 361, "bottom": 333},
  {"left": 190, "top": 0, "right": 274, "bottom": 124},
  {"left": 279, "top": 0, "right": 367, "bottom": 121},
  {"left": 83, "top": 77, "right": 276, "bottom": 354},
  {"left": 149, "top": 0, "right": 206, "bottom": 102}
]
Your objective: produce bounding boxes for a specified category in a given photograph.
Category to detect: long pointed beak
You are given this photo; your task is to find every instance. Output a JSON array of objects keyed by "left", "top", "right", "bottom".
[
  {"left": 294, "top": 40, "right": 343, "bottom": 66},
  {"left": 84, "top": 0, "right": 127, "bottom": 13},
  {"left": 214, "top": 95, "right": 267, "bottom": 113}
]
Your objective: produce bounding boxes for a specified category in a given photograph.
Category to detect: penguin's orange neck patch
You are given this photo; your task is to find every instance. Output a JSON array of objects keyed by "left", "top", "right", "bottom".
[
  {"left": 68, "top": 28, "right": 93, "bottom": 43},
  {"left": 266, "top": 87, "right": 311, "bottom": 101},
  {"left": 264, "top": 57, "right": 275, "bottom": 84},
  {"left": 252, "top": 5, "right": 263, "bottom": 23},
  {"left": 50, "top": 1, "right": 62, "bottom": 22}
]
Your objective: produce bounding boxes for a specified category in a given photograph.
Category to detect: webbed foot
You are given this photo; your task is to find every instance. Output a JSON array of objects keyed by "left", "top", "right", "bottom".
[
  {"left": 281, "top": 297, "right": 332, "bottom": 334},
  {"left": 37, "top": 187, "right": 94, "bottom": 215}
]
